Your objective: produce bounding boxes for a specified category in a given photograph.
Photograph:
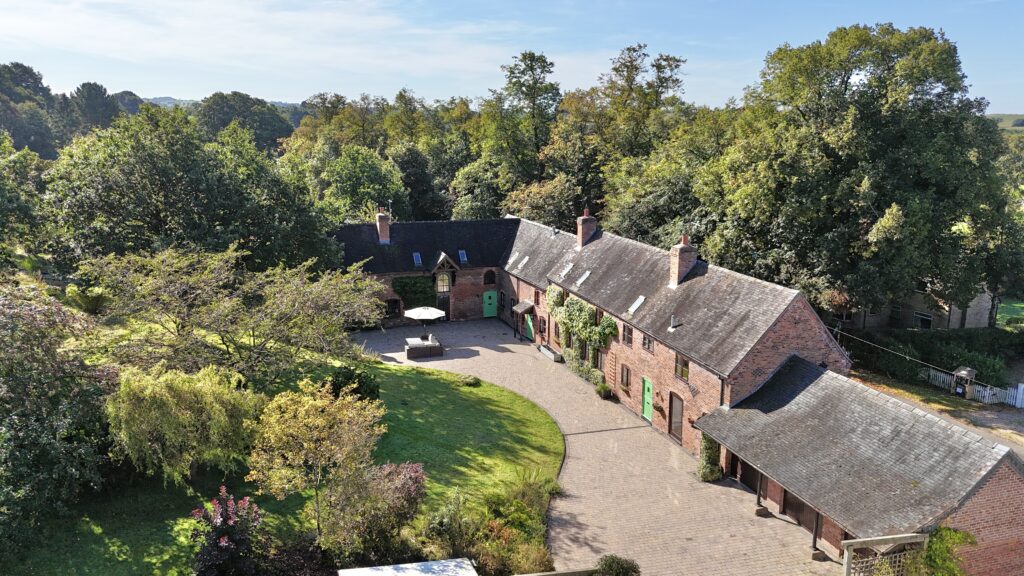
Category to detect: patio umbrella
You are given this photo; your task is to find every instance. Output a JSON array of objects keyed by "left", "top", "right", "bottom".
[{"left": 403, "top": 306, "right": 446, "bottom": 337}]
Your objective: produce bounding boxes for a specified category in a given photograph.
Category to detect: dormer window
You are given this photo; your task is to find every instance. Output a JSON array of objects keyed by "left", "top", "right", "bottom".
[
  {"left": 458, "top": 250, "right": 468, "bottom": 264},
  {"left": 412, "top": 252, "right": 422, "bottom": 267}
]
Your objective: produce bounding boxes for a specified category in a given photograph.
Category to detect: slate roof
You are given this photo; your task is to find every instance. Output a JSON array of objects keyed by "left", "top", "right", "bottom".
[
  {"left": 694, "top": 356, "right": 1011, "bottom": 537},
  {"left": 336, "top": 216, "right": 804, "bottom": 376},
  {"left": 334, "top": 219, "right": 520, "bottom": 274},
  {"left": 502, "top": 218, "right": 800, "bottom": 376}
]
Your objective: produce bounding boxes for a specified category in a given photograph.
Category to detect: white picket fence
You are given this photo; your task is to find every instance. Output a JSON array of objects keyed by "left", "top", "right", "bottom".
[{"left": 922, "top": 368, "right": 1024, "bottom": 408}]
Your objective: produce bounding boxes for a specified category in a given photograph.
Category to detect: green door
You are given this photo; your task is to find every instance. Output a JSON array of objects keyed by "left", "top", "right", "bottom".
[
  {"left": 524, "top": 314, "right": 534, "bottom": 340},
  {"left": 482, "top": 290, "right": 497, "bottom": 317},
  {"left": 641, "top": 377, "right": 654, "bottom": 421}
]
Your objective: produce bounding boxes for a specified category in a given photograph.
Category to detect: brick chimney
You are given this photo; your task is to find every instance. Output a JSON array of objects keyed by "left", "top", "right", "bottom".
[
  {"left": 376, "top": 208, "right": 391, "bottom": 245},
  {"left": 576, "top": 208, "right": 597, "bottom": 249},
  {"left": 669, "top": 234, "right": 698, "bottom": 288}
]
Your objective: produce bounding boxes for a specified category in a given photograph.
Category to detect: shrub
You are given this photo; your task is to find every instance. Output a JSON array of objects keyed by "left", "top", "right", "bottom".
[
  {"left": 190, "top": 486, "right": 263, "bottom": 576},
  {"left": 697, "top": 433, "right": 723, "bottom": 482},
  {"left": 510, "top": 542, "right": 554, "bottom": 574},
  {"left": 596, "top": 554, "right": 641, "bottom": 576},
  {"left": 923, "top": 527, "right": 976, "bottom": 576},
  {"left": 423, "top": 491, "right": 480, "bottom": 560},
  {"left": 596, "top": 383, "right": 613, "bottom": 399},
  {"left": 64, "top": 283, "right": 108, "bottom": 314},
  {"left": 325, "top": 361, "right": 379, "bottom": 400}
]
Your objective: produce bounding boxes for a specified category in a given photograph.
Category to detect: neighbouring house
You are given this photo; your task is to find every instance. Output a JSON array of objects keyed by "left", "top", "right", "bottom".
[
  {"left": 335, "top": 210, "right": 1023, "bottom": 575},
  {"left": 831, "top": 284, "right": 995, "bottom": 331},
  {"left": 695, "top": 356, "right": 1024, "bottom": 574}
]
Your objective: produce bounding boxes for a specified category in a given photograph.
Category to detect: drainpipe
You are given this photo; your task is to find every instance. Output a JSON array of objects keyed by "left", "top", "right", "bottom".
[
  {"left": 719, "top": 378, "right": 726, "bottom": 407},
  {"left": 755, "top": 473, "right": 763, "bottom": 507},
  {"left": 812, "top": 512, "right": 821, "bottom": 551}
]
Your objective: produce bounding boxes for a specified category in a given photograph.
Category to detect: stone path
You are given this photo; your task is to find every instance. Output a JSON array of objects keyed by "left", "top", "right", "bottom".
[{"left": 355, "top": 320, "right": 840, "bottom": 576}]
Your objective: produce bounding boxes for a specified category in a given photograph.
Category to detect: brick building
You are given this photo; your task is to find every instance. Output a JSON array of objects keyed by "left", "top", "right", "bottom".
[{"left": 335, "top": 210, "right": 1023, "bottom": 575}]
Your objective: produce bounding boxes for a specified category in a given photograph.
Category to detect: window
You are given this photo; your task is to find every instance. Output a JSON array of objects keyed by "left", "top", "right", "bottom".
[
  {"left": 914, "top": 311, "right": 933, "bottom": 330},
  {"left": 627, "top": 295, "right": 646, "bottom": 315},
  {"left": 642, "top": 333, "right": 653, "bottom": 352},
  {"left": 385, "top": 298, "right": 401, "bottom": 318},
  {"left": 499, "top": 291, "right": 506, "bottom": 311},
  {"left": 580, "top": 342, "right": 588, "bottom": 361},
  {"left": 534, "top": 290, "right": 541, "bottom": 306},
  {"left": 575, "top": 270, "right": 591, "bottom": 286},
  {"left": 458, "top": 249, "right": 468, "bottom": 264},
  {"left": 539, "top": 316, "right": 547, "bottom": 337},
  {"left": 436, "top": 273, "right": 451, "bottom": 293},
  {"left": 620, "top": 364, "right": 631, "bottom": 389},
  {"left": 596, "top": 350, "right": 605, "bottom": 371},
  {"left": 622, "top": 325, "right": 633, "bottom": 346},
  {"left": 595, "top": 308, "right": 603, "bottom": 324},
  {"left": 675, "top": 353, "right": 689, "bottom": 380},
  {"left": 554, "top": 323, "right": 560, "bottom": 342},
  {"left": 412, "top": 252, "right": 422, "bottom": 267},
  {"left": 668, "top": 393, "right": 684, "bottom": 442},
  {"left": 510, "top": 297, "right": 517, "bottom": 312},
  {"left": 516, "top": 255, "right": 530, "bottom": 270},
  {"left": 890, "top": 304, "right": 902, "bottom": 321},
  {"left": 559, "top": 262, "right": 574, "bottom": 279},
  {"left": 565, "top": 331, "right": 572, "bottom": 349},
  {"left": 915, "top": 280, "right": 928, "bottom": 294},
  {"left": 483, "top": 270, "right": 496, "bottom": 285}
]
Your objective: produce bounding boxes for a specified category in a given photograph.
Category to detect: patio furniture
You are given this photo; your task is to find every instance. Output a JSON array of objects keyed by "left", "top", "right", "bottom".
[{"left": 405, "top": 334, "right": 443, "bottom": 359}]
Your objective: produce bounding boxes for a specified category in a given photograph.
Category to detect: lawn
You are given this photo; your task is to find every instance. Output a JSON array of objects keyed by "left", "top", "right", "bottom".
[
  {"left": 8, "top": 363, "right": 564, "bottom": 575},
  {"left": 998, "top": 297, "right": 1024, "bottom": 327},
  {"left": 850, "top": 368, "right": 979, "bottom": 414},
  {"left": 989, "top": 113, "right": 1024, "bottom": 132}
]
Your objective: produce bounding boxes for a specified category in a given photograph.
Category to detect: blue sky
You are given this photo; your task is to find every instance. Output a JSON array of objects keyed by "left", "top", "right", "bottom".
[{"left": 0, "top": 0, "right": 1019, "bottom": 111}]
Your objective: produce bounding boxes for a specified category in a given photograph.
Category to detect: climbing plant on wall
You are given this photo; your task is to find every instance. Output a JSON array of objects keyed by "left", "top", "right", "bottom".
[
  {"left": 698, "top": 433, "right": 723, "bottom": 482},
  {"left": 548, "top": 293, "right": 618, "bottom": 384},
  {"left": 392, "top": 276, "right": 435, "bottom": 309}
]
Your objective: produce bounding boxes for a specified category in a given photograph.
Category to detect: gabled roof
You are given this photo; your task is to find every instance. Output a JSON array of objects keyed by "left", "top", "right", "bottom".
[
  {"left": 694, "top": 356, "right": 1011, "bottom": 538},
  {"left": 502, "top": 218, "right": 799, "bottom": 376},
  {"left": 334, "top": 219, "right": 519, "bottom": 274}
]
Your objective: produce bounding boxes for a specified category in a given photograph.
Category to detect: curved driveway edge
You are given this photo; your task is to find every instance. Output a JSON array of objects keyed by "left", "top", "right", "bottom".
[{"left": 355, "top": 320, "right": 840, "bottom": 576}]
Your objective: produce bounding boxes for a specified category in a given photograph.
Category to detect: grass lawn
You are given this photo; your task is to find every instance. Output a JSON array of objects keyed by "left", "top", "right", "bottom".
[
  {"left": 850, "top": 368, "right": 979, "bottom": 414},
  {"left": 997, "top": 297, "right": 1024, "bottom": 327},
  {"left": 8, "top": 363, "right": 564, "bottom": 576}
]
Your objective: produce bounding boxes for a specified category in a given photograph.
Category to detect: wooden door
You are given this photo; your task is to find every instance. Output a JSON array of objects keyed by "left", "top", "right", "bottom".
[
  {"left": 482, "top": 290, "right": 497, "bottom": 317},
  {"left": 641, "top": 377, "right": 654, "bottom": 421}
]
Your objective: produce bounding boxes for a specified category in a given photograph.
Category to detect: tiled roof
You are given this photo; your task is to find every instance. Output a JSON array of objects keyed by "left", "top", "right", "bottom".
[
  {"left": 336, "top": 216, "right": 801, "bottom": 376},
  {"left": 334, "top": 219, "right": 519, "bottom": 274},
  {"left": 502, "top": 218, "right": 799, "bottom": 376},
  {"left": 695, "top": 356, "right": 1011, "bottom": 537}
]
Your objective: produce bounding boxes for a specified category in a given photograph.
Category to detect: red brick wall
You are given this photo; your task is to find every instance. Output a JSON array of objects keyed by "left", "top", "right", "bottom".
[
  {"left": 499, "top": 273, "right": 550, "bottom": 344},
  {"left": 373, "top": 268, "right": 500, "bottom": 323},
  {"left": 942, "top": 457, "right": 1024, "bottom": 576},
  {"left": 726, "top": 295, "right": 851, "bottom": 405},
  {"left": 818, "top": 516, "right": 845, "bottom": 559}
]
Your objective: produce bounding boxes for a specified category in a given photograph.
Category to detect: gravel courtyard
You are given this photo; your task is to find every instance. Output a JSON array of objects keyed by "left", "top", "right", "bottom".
[{"left": 355, "top": 319, "right": 840, "bottom": 576}]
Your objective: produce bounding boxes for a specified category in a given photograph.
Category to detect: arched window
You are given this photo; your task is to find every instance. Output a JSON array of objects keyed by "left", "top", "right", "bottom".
[
  {"left": 436, "top": 273, "right": 451, "bottom": 293},
  {"left": 483, "top": 270, "right": 496, "bottom": 285}
]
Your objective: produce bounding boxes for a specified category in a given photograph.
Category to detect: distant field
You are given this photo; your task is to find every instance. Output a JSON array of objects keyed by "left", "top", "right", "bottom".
[{"left": 989, "top": 114, "right": 1024, "bottom": 132}]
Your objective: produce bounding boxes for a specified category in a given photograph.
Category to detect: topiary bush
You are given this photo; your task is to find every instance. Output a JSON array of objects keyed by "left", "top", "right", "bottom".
[
  {"left": 596, "top": 554, "right": 641, "bottom": 576},
  {"left": 697, "top": 433, "right": 723, "bottom": 482}
]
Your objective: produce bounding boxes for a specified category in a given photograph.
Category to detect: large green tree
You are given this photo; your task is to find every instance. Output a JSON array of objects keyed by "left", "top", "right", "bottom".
[
  {"left": 196, "top": 91, "right": 293, "bottom": 151},
  {"left": 695, "top": 24, "right": 1014, "bottom": 312},
  {"left": 44, "top": 105, "right": 332, "bottom": 270}
]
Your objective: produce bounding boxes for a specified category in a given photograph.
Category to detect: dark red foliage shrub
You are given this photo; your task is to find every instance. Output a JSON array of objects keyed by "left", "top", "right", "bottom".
[{"left": 191, "top": 486, "right": 263, "bottom": 576}]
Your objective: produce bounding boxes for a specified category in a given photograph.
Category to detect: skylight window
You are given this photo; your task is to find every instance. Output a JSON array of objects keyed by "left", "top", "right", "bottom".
[
  {"left": 559, "top": 262, "right": 575, "bottom": 279},
  {"left": 507, "top": 251, "right": 519, "bottom": 266},
  {"left": 575, "top": 270, "right": 591, "bottom": 286},
  {"left": 516, "top": 255, "right": 530, "bottom": 270},
  {"left": 458, "top": 249, "right": 468, "bottom": 264},
  {"left": 412, "top": 252, "right": 422, "bottom": 266},
  {"left": 628, "top": 295, "right": 646, "bottom": 315}
]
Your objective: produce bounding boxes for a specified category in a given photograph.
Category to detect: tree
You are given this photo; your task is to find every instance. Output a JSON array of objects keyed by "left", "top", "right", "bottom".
[
  {"left": 113, "top": 90, "right": 145, "bottom": 115},
  {"left": 196, "top": 91, "right": 293, "bottom": 151},
  {"left": 693, "top": 24, "right": 1016, "bottom": 313},
  {"left": 190, "top": 486, "right": 264, "bottom": 576},
  {"left": 105, "top": 365, "right": 266, "bottom": 484},
  {"left": 388, "top": 142, "right": 448, "bottom": 220},
  {"left": 502, "top": 174, "right": 582, "bottom": 230},
  {"left": 500, "top": 51, "right": 560, "bottom": 180},
  {"left": 70, "top": 82, "right": 121, "bottom": 131},
  {"left": 600, "top": 44, "right": 685, "bottom": 159},
  {"left": 44, "top": 105, "right": 332, "bottom": 270},
  {"left": 450, "top": 155, "right": 507, "bottom": 220},
  {"left": 314, "top": 144, "right": 409, "bottom": 225},
  {"left": 0, "top": 62, "right": 60, "bottom": 158},
  {"left": 0, "top": 284, "right": 109, "bottom": 556},
  {"left": 0, "top": 133, "right": 40, "bottom": 266},
  {"left": 82, "top": 247, "right": 384, "bottom": 387},
  {"left": 247, "top": 380, "right": 386, "bottom": 540}
]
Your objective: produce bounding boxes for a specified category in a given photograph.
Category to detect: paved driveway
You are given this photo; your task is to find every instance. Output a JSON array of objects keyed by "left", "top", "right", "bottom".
[{"left": 355, "top": 320, "right": 840, "bottom": 576}]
